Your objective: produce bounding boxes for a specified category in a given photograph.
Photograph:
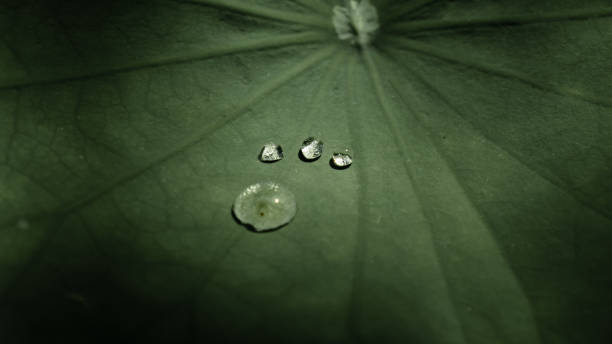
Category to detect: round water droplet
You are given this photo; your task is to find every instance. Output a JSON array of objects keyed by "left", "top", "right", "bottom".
[
  {"left": 259, "top": 142, "right": 283, "bottom": 162},
  {"left": 232, "top": 182, "right": 296, "bottom": 232},
  {"left": 330, "top": 149, "right": 353, "bottom": 169},
  {"left": 300, "top": 137, "right": 323, "bottom": 161}
]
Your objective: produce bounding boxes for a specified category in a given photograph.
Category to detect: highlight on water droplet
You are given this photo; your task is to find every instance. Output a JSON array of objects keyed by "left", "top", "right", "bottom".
[
  {"left": 330, "top": 149, "right": 353, "bottom": 169},
  {"left": 299, "top": 137, "right": 324, "bottom": 161},
  {"left": 259, "top": 142, "right": 283, "bottom": 162},
  {"left": 232, "top": 182, "right": 297, "bottom": 232}
]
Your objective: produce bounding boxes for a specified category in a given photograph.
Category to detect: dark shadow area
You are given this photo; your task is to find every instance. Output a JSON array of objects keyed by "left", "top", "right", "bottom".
[
  {"left": 0, "top": 0, "right": 146, "bottom": 86},
  {"left": 0, "top": 260, "right": 199, "bottom": 343},
  {"left": 258, "top": 158, "right": 283, "bottom": 164}
]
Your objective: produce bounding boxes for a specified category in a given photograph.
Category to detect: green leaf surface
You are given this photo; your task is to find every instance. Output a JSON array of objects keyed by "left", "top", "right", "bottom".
[{"left": 1, "top": 0, "right": 611, "bottom": 343}]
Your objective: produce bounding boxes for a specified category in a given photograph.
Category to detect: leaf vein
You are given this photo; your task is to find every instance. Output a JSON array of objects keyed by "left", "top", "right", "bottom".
[
  {"left": 363, "top": 47, "right": 469, "bottom": 344},
  {"left": 174, "top": 0, "right": 332, "bottom": 29},
  {"left": 389, "top": 7, "right": 612, "bottom": 33},
  {"left": 383, "top": 45, "right": 612, "bottom": 221},
  {"left": 384, "top": 36, "right": 612, "bottom": 107},
  {"left": 0, "top": 32, "right": 327, "bottom": 91},
  {"left": 60, "top": 45, "right": 336, "bottom": 221}
]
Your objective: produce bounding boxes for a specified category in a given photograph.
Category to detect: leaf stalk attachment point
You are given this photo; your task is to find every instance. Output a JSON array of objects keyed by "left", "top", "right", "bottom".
[{"left": 332, "top": 0, "right": 379, "bottom": 46}]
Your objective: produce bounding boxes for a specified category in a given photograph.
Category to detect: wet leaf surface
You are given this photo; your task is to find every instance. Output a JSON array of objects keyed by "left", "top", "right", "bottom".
[{"left": 1, "top": 0, "right": 611, "bottom": 343}]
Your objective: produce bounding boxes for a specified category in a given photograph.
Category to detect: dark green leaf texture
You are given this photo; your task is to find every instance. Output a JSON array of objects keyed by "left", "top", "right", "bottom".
[{"left": 1, "top": 0, "right": 611, "bottom": 343}]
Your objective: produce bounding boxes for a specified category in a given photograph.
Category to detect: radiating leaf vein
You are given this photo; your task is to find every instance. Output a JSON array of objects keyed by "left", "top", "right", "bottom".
[
  {"left": 58, "top": 45, "right": 337, "bottom": 221},
  {"left": 0, "top": 32, "right": 327, "bottom": 91},
  {"left": 382, "top": 45, "right": 612, "bottom": 221},
  {"left": 388, "top": 7, "right": 612, "bottom": 33},
  {"left": 362, "top": 47, "right": 469, "bottom": 343},
  {"left": 290, "top": 0, "right": 330, "bottom": 16},
  {"left": 384, "top": 36, "right": 612, "bottom": 107},
  {"left": 380, "top": 0, "right": 439, "bottom": 25},
  {"left": 175, "top": 0, "right": 331, "bottom": 29}
]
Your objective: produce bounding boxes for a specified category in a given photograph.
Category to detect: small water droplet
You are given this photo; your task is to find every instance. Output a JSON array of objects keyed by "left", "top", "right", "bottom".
[
  {"left": 330, "top": 149, "right": 353, "bottom": 169},
  {"left": 300, "top": 137, "right": 323, "bottom": 161},
  {"left": 232, "top": 182, "right": 296, "bottom": 232},
  {"left": 259, "top": 143, "right": 283, "bottom": 162}
]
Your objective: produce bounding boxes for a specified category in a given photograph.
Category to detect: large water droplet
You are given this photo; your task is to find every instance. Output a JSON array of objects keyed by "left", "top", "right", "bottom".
[
  {"left": 259, "top": 142, "right": 283, "bottom": 162},
  {"left": 232, "top": 182, "right": 297, "bottom": 232},
  {"left": 300, "top": 137, "right": 323, "bottom": 161}
]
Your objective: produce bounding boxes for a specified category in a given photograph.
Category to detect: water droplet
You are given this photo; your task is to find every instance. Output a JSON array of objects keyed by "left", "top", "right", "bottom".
[
  {"left": 232, "top": 182, "right": 296, "bottom": 232},
  {"left": 300, "top": 137, "right": 323, "bottom": 161},
  {"left": 259, "top": 143, "right": 283, "bottom": 162},
  {"left": 330, "top": 149, "right": 353, "bottom": 169}
]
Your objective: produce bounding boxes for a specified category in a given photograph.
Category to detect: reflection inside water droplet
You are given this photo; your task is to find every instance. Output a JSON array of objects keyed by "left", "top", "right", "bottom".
[
  {"left": 300, "top": 137, "right": 323, "bottom": 161},
  {"left": 259, "top": 142, "right": 283, "bottom": 162},
  {"left": 330, "top": 149, "right": 353, "bottom": 169},
  {"left": 232, "top": 182, "right": 296, "bottom": 232}
]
